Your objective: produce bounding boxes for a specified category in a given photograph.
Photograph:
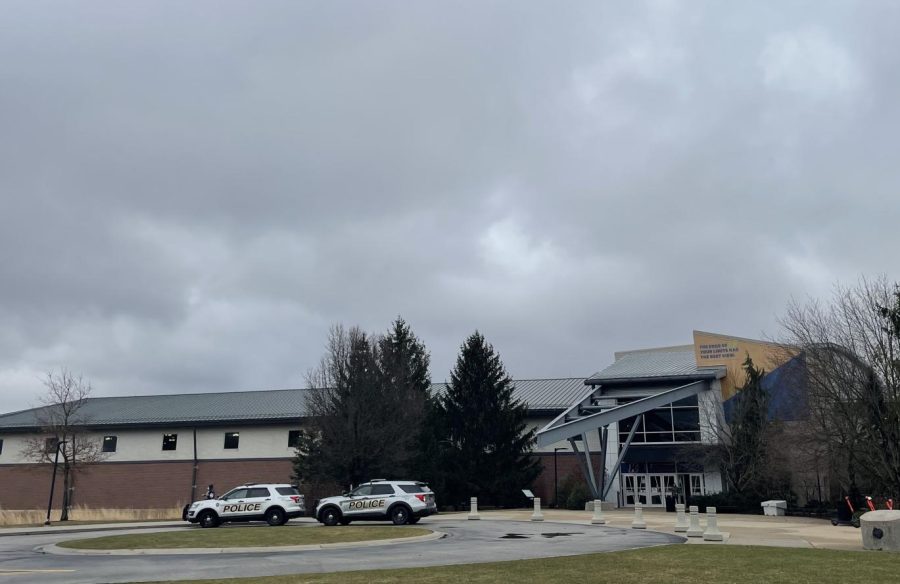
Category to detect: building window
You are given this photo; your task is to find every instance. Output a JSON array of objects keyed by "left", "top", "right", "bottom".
[
  {"left": 288, "top": 430, "right": 302, "bottom": 448},
  {"left": 44, "top": 437, "right": 58, "bottom": 453},
  {"left": 0, "top": 438, "right": 3, "bottom": 456},
  {"left": 224, "top": 432, "right": 240, "bottom": 449},
  {"left": 162, "top": 433, "right": 178, "bottom": 451},
  {"left": 617, "top": 396, "right": 701, "bottom": 445},
  {"left": 102, "top": 435, "right": 118, "bottom": 453}
]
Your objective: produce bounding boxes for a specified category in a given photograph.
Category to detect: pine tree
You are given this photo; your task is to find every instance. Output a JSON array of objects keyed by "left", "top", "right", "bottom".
[
  {"left": 725, "top": 355, "right": 770, "bottom": 496},
  {"left": 294, "top": 319, "right": 431, "bottom": 490},
  {"left": 436, "top": 332, "right": 541, "bottom": 507},
  {"left": 377, "top": 317, "right": 431, "bottom": 477}
]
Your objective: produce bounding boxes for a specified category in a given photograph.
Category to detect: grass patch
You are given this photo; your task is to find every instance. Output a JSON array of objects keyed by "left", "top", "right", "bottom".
[
  {"left": 60, "top": 525, "right": 431, "bottom": 550},
  {"left": 138, "top": 545, "right": 894, "bottom": 584}
]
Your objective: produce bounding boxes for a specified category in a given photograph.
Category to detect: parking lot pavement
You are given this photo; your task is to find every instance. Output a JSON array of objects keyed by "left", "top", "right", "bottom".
[{"left": 0, "top": 518, "right": 681, "bottom": 584}]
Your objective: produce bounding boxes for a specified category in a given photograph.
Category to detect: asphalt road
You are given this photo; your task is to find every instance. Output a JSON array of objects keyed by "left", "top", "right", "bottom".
[{"left": 0, "top": 519, "right": 683, "bottom": 583}]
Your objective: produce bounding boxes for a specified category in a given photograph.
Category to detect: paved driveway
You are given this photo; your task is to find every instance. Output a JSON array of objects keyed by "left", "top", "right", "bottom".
[{"left": 0, "top": 518, "right": 682, "bottom": 583}]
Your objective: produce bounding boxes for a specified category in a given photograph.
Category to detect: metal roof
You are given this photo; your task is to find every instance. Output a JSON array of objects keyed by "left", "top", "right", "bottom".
[
  {"left": 586, "top": 350, "right": 722, "bottom": 383},
  {"left": 0, "top": 388, "right": 312, "bottom": 430},
  {"left": 430, "top": 378, "right": 589, "bottom": 411},
  {"left": 0, "top": 379, "right": 591, "bottom": 430}
]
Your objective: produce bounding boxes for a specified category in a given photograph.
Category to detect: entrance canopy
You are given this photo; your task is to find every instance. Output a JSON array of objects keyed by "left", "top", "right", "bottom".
[{"left": 536, "top": 349, "right": 725, "bottom": 501}]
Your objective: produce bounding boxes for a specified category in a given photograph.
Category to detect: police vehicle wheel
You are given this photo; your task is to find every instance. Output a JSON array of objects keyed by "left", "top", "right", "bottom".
[
  {"left": 390, "top": 505, "right": 410, "bottom": 525},
  {"left": 265, "top": 507, "right": 286, "bottom": 526},
  {"left": 198, "top": 510, "right": 219, "bottom": 528},
  {"left": 320, "top": 507, "right": 340, "bottom": 527}
]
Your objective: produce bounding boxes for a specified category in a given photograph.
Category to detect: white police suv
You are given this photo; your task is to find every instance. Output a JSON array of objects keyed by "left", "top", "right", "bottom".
[
  {"left": 185, "top": 483, "right": 305, "bottom": 528},
  {"left": 315, "top": 480, "right": 436, "bottom": 526}
]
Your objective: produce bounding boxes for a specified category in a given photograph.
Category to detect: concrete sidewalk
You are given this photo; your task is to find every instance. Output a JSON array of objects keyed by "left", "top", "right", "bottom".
[{"left": 468, "top": 508, "right": 864, "bottom": 551}]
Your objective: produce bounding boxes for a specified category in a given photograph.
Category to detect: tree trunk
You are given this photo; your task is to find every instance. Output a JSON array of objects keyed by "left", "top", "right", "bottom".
[{"left": 60, "top": 463, "right": 71, "bottom": 521}]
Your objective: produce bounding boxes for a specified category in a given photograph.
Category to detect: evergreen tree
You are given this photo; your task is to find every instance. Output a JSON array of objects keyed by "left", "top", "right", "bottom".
[
  {"left": 377, "top": 317, "right": 431, "bottom": 477},
  {"left": 294, "top": 318, "right": 431, "bottom": 490},
  {"left": 724, "top": 355, "right": 771, "bottom": 497},
  {"left": 436, "top": 332, "right": 541, "bottom": 507}
]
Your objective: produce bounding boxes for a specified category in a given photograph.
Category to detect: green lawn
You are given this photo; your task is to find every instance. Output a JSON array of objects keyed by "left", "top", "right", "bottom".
[
  {"left": 60, "top": 525, "right": 431, "bottom": 550},
  {"left": 140, "top": 545, "right": 897, "bottom": 584}
]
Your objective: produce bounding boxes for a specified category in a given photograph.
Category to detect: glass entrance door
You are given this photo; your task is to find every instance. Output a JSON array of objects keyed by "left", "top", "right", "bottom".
[{"left": 623, "top": 473, "right": 699, "bottom": 507}]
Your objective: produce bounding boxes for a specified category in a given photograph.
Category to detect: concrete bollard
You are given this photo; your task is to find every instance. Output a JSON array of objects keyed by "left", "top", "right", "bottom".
[
  {"left": 591, "top": 499, "right": 606, "bottom": 525},
  {"left": 631, "top": 502, "right": 647, "bottom": 529},
  {"left": 531, "top": 497, "right": 544, "bottom": 521},
  {"left": 468, "top": 497, "right": 480, "bottom": 520},
  {"left": 674, "top": 503, "right": 689, "bottom": 532},
  {"left": 702, "top": 506, "right": 724, "bottom": 541},
  {"left": 686, "top": 505, "right": 703, "bottom": 537}
]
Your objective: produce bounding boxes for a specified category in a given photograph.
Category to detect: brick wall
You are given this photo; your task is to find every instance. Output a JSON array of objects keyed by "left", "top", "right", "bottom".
[
  {"left": 529, "top": 452, "right": 600, "bottom": 507},
  {"left": 0, "top": 459, "right": 294, "bottom": 510}
]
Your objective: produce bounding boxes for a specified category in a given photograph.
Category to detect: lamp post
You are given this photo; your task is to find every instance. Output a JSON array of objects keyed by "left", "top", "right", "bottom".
[
  {"left": 44, "top": 440, "right": 67, "bottom": 526},
  {"left": 553, "top": 447, "right": 567, "bottom": 508}
]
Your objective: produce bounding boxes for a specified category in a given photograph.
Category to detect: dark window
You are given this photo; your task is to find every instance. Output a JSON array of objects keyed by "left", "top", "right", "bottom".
[
  {"left": 672, "top": 396, "right": 699, "bottom": 407},
  {"left": 370, "top": 484, "right": 395, "bottom": 495},
  {"left": 276, "top": 487, "right": 300, "bottom": 496},
  {"left": 44, "top": 437, "right": 59, "bottom": 453},
  {"left": 0, "top": 438, "right": 3, "bottom": 455},
  {"left": 646, "top": 432, "right": 673, "bottom": 443},
  {"left": 399, "top": 484, "right": 430, "bottom": 494},
  {"left": 247, "top": 487, "right": 271, "bottom": 498},
  {"left": 102, "top": 436, "right": 117, "bottom": 453},
  {"left": 672, "top": 408, "right": 700, "bottom": 431},
  {"left": 675, "top": 431, "right": 702, "bottom": 442},
  {"left": 224, "top": 432, "right": 240, "bottom": 449},
  {"left": 288, "top": 430, "right": 301, "bottom": 448},
  {"left": 222, "top": 488, "right": 248, "bottom": 500},
  {"left": 162, "top": 434, "right": 177, "bottom": 451},
  {"left": 643, "top": 409, "right": 673, "bottom": 433}
]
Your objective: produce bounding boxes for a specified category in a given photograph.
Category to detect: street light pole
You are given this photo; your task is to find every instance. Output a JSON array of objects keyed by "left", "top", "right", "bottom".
[{"left": 44, "top": 440, "right": 67, "bottom": 526}]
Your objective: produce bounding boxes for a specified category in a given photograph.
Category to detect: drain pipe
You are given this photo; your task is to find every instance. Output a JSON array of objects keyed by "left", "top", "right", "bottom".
[{"left": 190, "top": 427, "right": 198, "bottom": 503}]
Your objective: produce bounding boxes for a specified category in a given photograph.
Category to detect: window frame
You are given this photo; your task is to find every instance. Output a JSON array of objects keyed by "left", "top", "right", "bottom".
[
  {"left": 224, "top": 432, "right": 240, "bottom": 450},
  {"left": 162, "top": 433, "right": 178, "bottom": 451},
  {"left": 102, "top": 435, "right": 118, "bottom": 453}
]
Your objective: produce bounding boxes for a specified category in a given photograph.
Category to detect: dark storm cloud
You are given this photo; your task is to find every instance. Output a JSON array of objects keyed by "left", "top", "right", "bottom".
[{"left": 2, "top": 1, "right": 898, "bottom": 411}]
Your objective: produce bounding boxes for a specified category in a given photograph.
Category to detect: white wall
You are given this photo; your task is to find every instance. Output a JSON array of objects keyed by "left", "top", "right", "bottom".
[{"left": 0, "top": 424, "right": 304, "bottom": 464}]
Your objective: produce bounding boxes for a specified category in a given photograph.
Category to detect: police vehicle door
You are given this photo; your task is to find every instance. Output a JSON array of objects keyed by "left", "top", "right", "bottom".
[
  {"left": 342, "top": 485, "right": 373, "bottom": 517},
  {"left": 218, "top": 488, "right": 252, "bottom": 518}
]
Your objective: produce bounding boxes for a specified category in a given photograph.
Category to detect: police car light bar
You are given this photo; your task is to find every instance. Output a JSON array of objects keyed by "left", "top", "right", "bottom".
[{"left": 370, "top": 478, "right": 387, "bottom": 482}]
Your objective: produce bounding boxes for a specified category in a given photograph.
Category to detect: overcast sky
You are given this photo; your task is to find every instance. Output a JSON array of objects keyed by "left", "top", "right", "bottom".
[{"left": 2, "top": 1, "right": 898, "bottom": 413}]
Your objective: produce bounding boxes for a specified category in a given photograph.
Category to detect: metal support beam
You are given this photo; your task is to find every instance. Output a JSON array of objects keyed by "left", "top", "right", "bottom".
[
  {"left": 597, "top": 426, "right": 609, "bottom": 500},
  {"left": 568, "top": 437, "right": 599, "bottom": 500},
  {"left": 536, "top": 380, "right": 707, "bottom": 447},
  {"left": 602, "top": 416, "right": 642, "bottom": 500}
]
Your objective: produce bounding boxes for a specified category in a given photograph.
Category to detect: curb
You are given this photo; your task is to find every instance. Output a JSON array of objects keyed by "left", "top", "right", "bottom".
[{"left": 38, "top": 529, "right": 446, "bottom": 556}]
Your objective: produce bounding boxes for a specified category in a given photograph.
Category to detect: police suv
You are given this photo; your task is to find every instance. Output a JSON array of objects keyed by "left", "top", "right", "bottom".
[
  {"left": 185, "top": 483, "right": 305, "bottom": 528},
  {"left": 315, "top": 479, "right": 436, "bottom": 526}
]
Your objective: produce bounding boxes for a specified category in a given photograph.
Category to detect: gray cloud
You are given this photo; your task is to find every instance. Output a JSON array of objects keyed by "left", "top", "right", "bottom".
[{"left": 2, "top": 1, "right": 899, "bottom": 412}]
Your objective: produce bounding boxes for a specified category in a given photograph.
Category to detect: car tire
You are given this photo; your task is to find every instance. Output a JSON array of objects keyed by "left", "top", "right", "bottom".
[
  {"left": 265, "top": 507, "right": 286, "bottom": 526},
  {"left": 390, "top": 505, "right": 410, "bottom": 525},
  {"left": 320, "top": 507, "right": 341, "bottom": 527},
  {"left": 198, "top": 510, "right": 219, "bottom": 529}
]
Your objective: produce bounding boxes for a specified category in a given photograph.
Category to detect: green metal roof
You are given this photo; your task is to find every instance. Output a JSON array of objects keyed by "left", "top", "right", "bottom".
[{"left": 0, "top": 378, "right": 592, "bottom": 431}]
